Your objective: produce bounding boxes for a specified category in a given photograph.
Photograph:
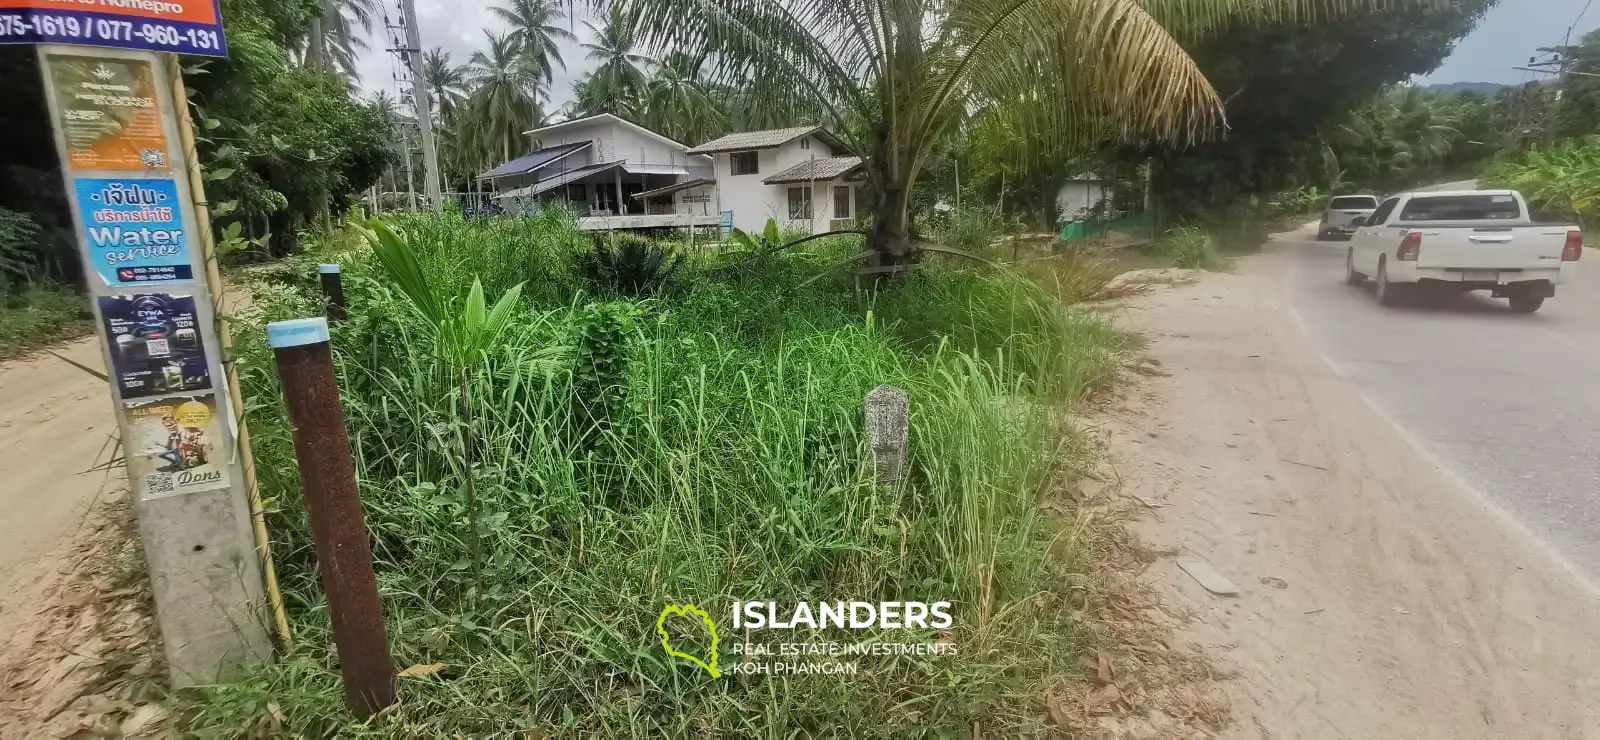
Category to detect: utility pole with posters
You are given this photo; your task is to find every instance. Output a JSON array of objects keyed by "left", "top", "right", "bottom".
[
  {"left": 2, "top": 0, "right": 275, "bottom": 686},
  {"left": 399, "top": 0, "right": 443, "bottom": 212}
]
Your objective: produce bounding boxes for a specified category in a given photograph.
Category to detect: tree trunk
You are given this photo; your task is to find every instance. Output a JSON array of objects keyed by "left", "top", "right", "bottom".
[
  {"left": 868, "top": 142, "right": 917, "bottom": 270},
  {"left": 306, "top": 17, "right": 327, "bottom": 72}
]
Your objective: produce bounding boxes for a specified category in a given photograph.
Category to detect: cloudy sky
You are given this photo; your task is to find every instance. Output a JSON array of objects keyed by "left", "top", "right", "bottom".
[
  {"left": 354, "top": 0, "right": 1595, "bottom": 110},
  {"left": 1422, "top": 0, "right": 1593, "bottom": 85},
  {"left": 354, "top": 0, "right": 596, "bottom": 110}
]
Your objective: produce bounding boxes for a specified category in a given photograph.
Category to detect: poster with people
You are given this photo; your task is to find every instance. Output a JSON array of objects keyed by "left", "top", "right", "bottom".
[
  {"left": 98, "top": 293, "right": 212, "bottom": 399},
  {"left": 123, "top": 393, "right": 229, "bottom": 498}
]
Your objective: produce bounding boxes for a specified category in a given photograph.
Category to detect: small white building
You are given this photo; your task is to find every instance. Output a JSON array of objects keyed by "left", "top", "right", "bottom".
[
  {"left": 686, "top": 126, "right": 866, "bottom": 235},
  {"left": 1056, "top": 172, "right": 1110, "bottom": 224},
  {"left": 481, "top": 114, "right": 719, "bottom": 232}
]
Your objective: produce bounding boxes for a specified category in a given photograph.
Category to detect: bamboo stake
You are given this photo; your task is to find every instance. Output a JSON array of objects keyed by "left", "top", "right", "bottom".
[{"left": 167, "top": 54, "right": 293, "bottom": 650}]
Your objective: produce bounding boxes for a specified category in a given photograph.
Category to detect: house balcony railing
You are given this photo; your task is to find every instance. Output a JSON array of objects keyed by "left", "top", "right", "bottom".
[{"left": 575, "top": 213, "right": 723, "bottom": 232}]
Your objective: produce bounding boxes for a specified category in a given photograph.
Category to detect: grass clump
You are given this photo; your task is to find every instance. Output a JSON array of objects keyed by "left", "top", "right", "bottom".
[
  {"left": 0, "top": 282, "right": 94, "bottom": 362},
  {"left": 194, "top": 213, "right": 1129, "bottom": 737},
  {"left": 1151, "top": 226, "right": 1222, "bottom": 269}
]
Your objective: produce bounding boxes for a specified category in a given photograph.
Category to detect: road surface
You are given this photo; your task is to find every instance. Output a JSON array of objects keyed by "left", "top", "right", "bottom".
[
  {"left": 0, "top": 338, "right": 119, "bottom": 631},
  {"left": 1288, "top": 218, "right": 1600, "bottom": 581},
  {"left": 1100, "top": 247, "right": 1600, "bottom": 737}
]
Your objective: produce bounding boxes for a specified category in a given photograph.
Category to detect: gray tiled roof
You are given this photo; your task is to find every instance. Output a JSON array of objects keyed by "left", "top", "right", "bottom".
[
  {"left": 763, "top": 156, "right": 865, "bottom": 184},
  {"left": 687, "top": 126, "right": 822, "bottom": 154}
]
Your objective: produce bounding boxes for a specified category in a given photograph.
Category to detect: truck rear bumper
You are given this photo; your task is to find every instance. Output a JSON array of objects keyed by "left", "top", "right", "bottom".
[{"left": 1389, "top": 265, "right": 1565, "bottom": 287}]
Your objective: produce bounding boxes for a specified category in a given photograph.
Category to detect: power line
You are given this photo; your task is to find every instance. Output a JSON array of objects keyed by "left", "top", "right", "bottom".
[{"left": 1564, "top": 0, "right": 1596, "bottom": 48}]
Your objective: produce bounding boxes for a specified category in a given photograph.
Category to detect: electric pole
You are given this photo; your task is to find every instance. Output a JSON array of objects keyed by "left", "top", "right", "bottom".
[{"left": 397, "top": 0, "right": 443, "bottom": 212}]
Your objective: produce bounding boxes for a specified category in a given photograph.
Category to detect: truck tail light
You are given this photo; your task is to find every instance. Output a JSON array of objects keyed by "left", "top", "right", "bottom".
[
  {"left": 1563, "top": 230, "right": 1583, "bottom": 262},
  {"left": 1397, "top": 232, "right": 1422, "bottom": 261}
]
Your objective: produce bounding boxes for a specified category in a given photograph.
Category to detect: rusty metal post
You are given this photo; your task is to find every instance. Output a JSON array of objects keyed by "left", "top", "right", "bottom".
[
  {"left": 267, "top": 317, "right": 394, "bottom": 717},
  {"left": 319, "top": 264, "right": 347, "bottom": 324}
]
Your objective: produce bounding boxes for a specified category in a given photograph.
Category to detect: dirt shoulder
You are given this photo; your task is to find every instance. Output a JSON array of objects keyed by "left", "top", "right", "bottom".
[{"left": 1096, "top": 238, "right": 1600, "bottom": 738}]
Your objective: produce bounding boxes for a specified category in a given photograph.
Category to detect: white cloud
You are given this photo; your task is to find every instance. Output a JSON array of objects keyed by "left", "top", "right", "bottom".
[{"left": 354, "top": 0, "right": 599, "bottom": 112}]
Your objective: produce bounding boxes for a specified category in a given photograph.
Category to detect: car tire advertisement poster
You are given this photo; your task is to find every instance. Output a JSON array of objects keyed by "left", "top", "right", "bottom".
[
  {"left": 98, "top": 293, "right": 211, "bottom": 399},
  {"left": 124, "top": 393, "right": 230, "bottom": 498}
]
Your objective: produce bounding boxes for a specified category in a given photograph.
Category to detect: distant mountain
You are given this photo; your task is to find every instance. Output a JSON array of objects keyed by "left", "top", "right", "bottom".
[{"left": 1422, "top": 82, "right": 1509, "bottom": 95}]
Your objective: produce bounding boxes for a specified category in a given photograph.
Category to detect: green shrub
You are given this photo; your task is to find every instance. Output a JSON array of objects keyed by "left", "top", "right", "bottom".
[{"left": 575, "top": 232, "right": 685, "bottom": 297}]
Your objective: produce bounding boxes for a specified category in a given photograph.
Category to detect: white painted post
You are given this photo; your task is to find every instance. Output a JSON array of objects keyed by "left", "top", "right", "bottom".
[{"left": 863, "top": 385, "right": 909, "bottom": 485}]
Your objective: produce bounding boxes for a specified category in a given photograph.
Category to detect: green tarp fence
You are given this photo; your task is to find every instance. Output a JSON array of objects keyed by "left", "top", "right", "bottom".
[{"left": 1059, "top": 214, "right": 1153, "bottom": 241}]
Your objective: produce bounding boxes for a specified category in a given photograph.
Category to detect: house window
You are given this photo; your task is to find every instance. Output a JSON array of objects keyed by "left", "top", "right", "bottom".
[
  {"left": 788, "top": 186, "right": 813, "bottom": 220},
  {"left": 800, "top": 138, "right": 810, "bottom": 150},
  {"left": 833, "top": 186, "right": 852, "bottom": 219},
  {"left": 567, "top": 184, "right": 586, "bottom": 204},
  {"left": 730, "top": 151, "right": 759, "bottom": 175}
]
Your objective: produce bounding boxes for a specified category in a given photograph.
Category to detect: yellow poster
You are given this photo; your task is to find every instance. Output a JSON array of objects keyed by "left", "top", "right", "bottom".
[{"left": 45, "top": 54, "right": 171, "bottom": 172}]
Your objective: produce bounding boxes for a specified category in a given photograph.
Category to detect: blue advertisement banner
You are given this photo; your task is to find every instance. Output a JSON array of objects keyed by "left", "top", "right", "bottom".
[
  {"left": 0, "top": 0, "right": 227, "bottom": 56},
  {"left": 74, "top": 177, "right": 194, "bottom": 285}
]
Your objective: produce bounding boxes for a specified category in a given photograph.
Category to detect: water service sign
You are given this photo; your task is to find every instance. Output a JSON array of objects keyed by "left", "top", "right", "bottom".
[
  {"left": 0, "top": 0, "right": 227, "bottom": 55},
  {"left": 74, "top": 177, "right": 195, "bottom": 285}
]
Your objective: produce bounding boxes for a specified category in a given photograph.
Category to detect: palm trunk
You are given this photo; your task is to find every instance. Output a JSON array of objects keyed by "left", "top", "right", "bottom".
[
  {"left": 868, "top": 150, "right": 916, "bottom": 269},
  {"left": 306, "top": 16, "right": 327, "bottom": 72}
]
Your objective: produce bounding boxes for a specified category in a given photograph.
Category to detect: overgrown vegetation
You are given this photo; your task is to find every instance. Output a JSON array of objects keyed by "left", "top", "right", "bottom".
[
  {"left": 190, "top": 211, "right": 1128, "bottom": 735},
  {"left": 1483, "top": 138, "right": 1600, "bottom": 229}
]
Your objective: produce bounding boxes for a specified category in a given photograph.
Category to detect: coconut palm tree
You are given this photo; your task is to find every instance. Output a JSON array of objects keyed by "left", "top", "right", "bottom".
[
  {"left": 302, "top": 0, "right": 378, "bottom": 80},
  {"left": 490, "top": 0, "right": 576, "bottom": 85},
  {"left": 641, "top": 52, "right": 724, "bottom": 142},
  {"left": 464, "top": 31, "right": 549, "bottom": 163},
  {"left": 581, "top": 7, "right": 652, "bottom": 111},
  {"left": 423, "top": 48, "right": 470, "bottom": 124},
  {"left": 621, "top": 0, "right": 1407, "bottom": 266}
]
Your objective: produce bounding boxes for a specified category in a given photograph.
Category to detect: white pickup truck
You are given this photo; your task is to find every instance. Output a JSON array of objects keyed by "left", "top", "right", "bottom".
[{"left": 1344, "top": 189, "right": 1582, "bottom": 313}]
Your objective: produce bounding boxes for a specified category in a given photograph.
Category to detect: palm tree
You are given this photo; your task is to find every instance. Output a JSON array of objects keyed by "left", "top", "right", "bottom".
[
  {"left": 490, "top": 0, "right": 575, "bottom": 85},
  {"left": 303, "top": 0, "right": 378, "bottom": 80},
  {"left": 581, "top": 7, "right": 652, "bottom": 113},
  {"left": 641, "top": 53, "right": 724, "bottom": 143},
  {"left": 624, "top": 0, "right": 1405, "bottom": 266},
  {"left": 464, "top": 31, "right": 549, "bottom": 163},
  {"left": 422, "top": 48, "right": 470, "bottom": 124}
]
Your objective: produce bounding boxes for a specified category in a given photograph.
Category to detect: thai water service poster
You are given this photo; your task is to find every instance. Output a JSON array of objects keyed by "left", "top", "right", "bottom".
[
  {"left": 123, "top": 393, "right": 229, "bottom": 498},
  {"left": 97, "top": 293, "right": 211, "bottom": 399},
  {"left": 73, "top": 177, "right": 194, "bottom": 285}
]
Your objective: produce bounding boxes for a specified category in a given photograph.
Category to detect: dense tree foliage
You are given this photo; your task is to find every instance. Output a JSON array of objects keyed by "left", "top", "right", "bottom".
[
  {"left": 188, "top": 0, "right": 395, "bottom": 256},
  {"left": 1118, "top": 0, "right": 1496, "bottom": 221}
]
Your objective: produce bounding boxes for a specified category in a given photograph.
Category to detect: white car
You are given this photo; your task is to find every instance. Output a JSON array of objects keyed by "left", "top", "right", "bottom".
[
  {"left": 1318, "top": 195, "right": 1380, "bottom": 240},
  {"left": 1345, "top": 189, "right": 1581, "bottom": 313}
]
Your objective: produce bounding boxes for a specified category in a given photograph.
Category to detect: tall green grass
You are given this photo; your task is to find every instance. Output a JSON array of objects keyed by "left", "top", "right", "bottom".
[{"left": 192, "top": 213, "right": 1128, "bottom": 736}]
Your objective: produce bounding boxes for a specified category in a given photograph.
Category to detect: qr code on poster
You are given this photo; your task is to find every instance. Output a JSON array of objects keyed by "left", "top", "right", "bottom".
[
  {"left": 140, "top": 148, "right": 168, "bottom": 168},
  {"left": 145, "top": 338, "right": 170, "bottom": 357},
  {"left": 144, "top": 473, "right": 175, "bottom": 496}
]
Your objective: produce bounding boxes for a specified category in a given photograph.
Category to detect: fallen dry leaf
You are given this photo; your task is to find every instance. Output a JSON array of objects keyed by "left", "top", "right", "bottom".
[
  {"left": 397, "top": 663, "right": 447, "bottom": 678},
  {"left": 266, "top": 701, "right": 285, "bottom": 730},
  {"left": 1047, "top": 693, "right": 1071, "bottom": 727},
  {"left": 1096, "top": 651, "right": 1113, "bottom": 684},
  {"left": 1085, "top": 683, "right": 1123, "bottom": 714}
]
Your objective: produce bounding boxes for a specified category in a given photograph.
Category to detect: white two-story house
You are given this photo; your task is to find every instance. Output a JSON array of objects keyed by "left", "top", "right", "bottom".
[
  {"left": 480, "top": 114, "right": 719, "bottom": 232},
  {"left": 686, "top": 126, "right": 865, "bottom": 235}
]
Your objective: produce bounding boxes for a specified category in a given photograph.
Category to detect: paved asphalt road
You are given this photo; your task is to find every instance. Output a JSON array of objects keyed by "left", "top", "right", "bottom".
[{"left": 1286, "top": 195, "right": 1600, "bottom": 580}]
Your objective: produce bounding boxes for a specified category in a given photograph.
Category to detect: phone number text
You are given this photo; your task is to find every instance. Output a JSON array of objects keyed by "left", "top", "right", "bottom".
[{"left": 0, "top": 11, "right": 224, "bottom": 54}]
